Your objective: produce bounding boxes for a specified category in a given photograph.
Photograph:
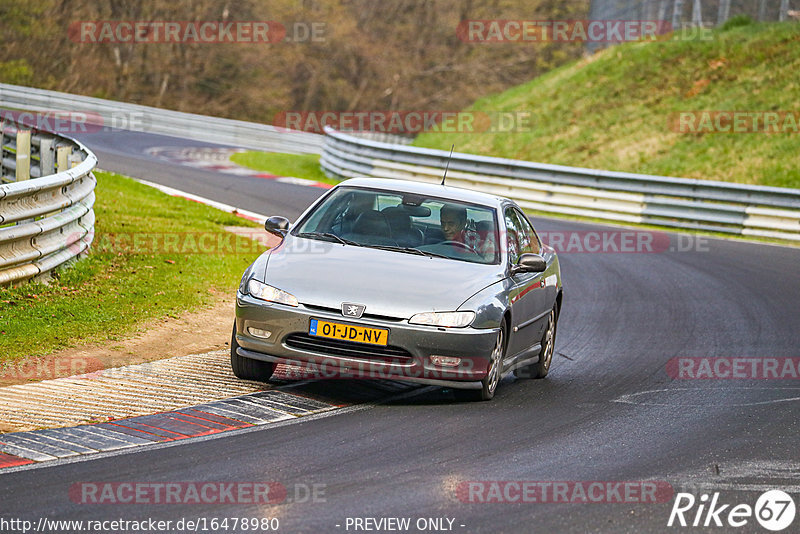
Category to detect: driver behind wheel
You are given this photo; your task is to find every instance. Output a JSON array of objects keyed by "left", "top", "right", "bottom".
[
  {"left": 440, "top": 203, "right": 481, "bottom": 249},
  {"left": 440, "top": 204, "right": 469, "bottom": 242},
  {"left": 440, "top": 204, "right": 497, "bottom": 260}
]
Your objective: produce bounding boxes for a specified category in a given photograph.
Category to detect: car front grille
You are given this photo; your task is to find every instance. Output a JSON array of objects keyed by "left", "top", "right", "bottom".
[
  {"left": 301, "top": 304, "right": 404, "bottom": 323},
  {"left": 284, "top": 333, "right": 413, "bottom": 363}
]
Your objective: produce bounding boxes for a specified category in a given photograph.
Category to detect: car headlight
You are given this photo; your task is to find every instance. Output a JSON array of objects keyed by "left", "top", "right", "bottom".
[
  {"left": 239, "top": 266, "right": 253, "bottom": 294},
  {"left": 247, "top": 279, "right": 299, "bottom": 307},
  {"left": 408, "top": 311, "right": 475, "bottom": 328}
]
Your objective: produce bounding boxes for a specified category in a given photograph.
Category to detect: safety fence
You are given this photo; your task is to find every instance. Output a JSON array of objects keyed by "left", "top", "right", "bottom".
[
  {"left": 321, "top": 127, "right": 800, "bottom": 241},
  {"left": 0, "top": 83, "right": 323, "bottom": 155},
  {"left": 0, "top": 118, "right": 97, "bottom": 286}
]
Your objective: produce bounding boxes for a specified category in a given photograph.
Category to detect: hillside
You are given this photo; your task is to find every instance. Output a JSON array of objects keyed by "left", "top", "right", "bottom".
[
  {"left": 414, "top": 20, "right": 800, "bottom": 189},
  {"left": 0, "top": 0, "right": 585, "bottom": 125}
]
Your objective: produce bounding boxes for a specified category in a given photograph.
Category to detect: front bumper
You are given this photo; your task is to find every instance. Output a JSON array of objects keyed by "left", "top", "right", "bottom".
[{"left": 235, "top": 293, "right": 499, "bottom": 389}]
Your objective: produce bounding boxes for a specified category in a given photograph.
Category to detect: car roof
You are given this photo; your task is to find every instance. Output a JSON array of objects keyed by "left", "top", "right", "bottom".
[{"left": 335, "top": 177, "right": 509, "bottom": 209}]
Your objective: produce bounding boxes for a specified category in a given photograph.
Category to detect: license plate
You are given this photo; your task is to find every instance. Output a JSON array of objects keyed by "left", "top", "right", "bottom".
[{"left": 309, "top": 319, "right": 388, "bottom": 346}]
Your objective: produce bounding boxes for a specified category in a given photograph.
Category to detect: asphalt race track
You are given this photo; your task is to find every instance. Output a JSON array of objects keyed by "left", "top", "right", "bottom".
[
  {"left": 2, "top": 127, "right": 799, "bottom": 533},
  {"left": 75, "top": 129, "right": 324, "bottom": 217}
]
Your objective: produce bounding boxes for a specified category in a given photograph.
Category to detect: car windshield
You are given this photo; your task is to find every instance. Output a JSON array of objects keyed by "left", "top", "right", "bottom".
[{"left": 292, "top": 187, "right": 500, "bottom": 265}]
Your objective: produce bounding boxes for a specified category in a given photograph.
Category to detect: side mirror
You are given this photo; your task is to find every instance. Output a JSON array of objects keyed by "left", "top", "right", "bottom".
[
  {"left": 510, "top": 253, "right": 546, "bottom": 275},
  {"left": 264, "top": 216, "right": 290, "bottom": 238}
]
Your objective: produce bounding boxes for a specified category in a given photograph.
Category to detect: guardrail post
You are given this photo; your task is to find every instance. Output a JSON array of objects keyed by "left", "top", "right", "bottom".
[
  {"left": 56, "top": 144, "right": 72, "bottom": 171},
  {"left": 38, "top": 138, "right": 61, "bottom": 220},
  {"left": 15, "top": 130, "right": 31, "bottom": 181},
  {"left": 39, "top": 138, "right": 56, "bottom": 175},
  {"left": 0, "top": 127, "right": 7, "bottom": 180}
]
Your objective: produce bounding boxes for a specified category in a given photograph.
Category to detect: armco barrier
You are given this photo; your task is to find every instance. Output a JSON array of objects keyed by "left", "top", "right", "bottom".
[
  {"left": 321, "top": 127, "right": 800, "bottom": 242},
  {"left": 0, "top": 83, "right": 323, "bottom": 155},
  {"left": 0, "top": 118, "right": 97, "bottom": 286}
]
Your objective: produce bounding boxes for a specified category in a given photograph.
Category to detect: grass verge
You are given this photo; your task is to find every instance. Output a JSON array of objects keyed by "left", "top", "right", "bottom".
[
  {"left": 230, "top": 152, "right": 339, "bottom": 185},
  {"left": 414, "top": 21, "right": 800, "bottom": 189},
  {"left": 0, "top": 171, "right": 261, "bottom": 364}
]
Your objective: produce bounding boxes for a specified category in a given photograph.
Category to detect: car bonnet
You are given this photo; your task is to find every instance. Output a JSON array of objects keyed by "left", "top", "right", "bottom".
[{"left": 263, "top": 236, "right": 504, "bottom": 320}]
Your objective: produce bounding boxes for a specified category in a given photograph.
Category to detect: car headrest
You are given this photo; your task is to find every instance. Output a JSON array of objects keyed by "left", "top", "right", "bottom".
[
  {"left": 381, "top": 207, "right": 412, "bottom": 230},
  {"left": 352, "top": 210, "right": 390, "bottom": 236}
]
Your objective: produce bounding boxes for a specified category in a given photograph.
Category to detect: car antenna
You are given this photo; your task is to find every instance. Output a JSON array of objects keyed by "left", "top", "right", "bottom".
[{"left": 441, "top": 144, "right": 454, "bottom": 186}]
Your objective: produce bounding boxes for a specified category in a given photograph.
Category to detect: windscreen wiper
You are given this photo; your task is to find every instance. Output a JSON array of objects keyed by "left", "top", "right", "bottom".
[
  {"left": 370, "top": 245, "right": 449, "bottom": 259},
  {"left": 296, "top": 232, "right": 361, "bottom": 246}
]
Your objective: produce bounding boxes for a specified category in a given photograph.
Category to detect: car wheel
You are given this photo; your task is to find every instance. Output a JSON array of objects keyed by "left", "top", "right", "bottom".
[
  {"left": 514, "top": 305, "right": 558, "bottom": 379},
  {"left": 457, "top": 324, "right": 506, "bottom": 402},
  {"left": 230, "top": 321, "right": 275, "bottom": 382}
]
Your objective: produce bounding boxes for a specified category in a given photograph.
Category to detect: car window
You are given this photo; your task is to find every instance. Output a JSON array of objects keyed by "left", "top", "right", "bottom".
[
  {"left": 513, "top": 208, "right": 541, "bottom": 255},
  {"left": 292, "top": 186, "right": 500, "bottom": 265},
  {"left": 504, "top": 208, "right": 522, "bottom": 265}
]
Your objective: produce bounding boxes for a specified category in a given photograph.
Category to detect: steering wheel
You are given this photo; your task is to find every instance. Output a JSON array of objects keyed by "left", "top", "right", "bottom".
[{"left": 440, "top": 240, "right": 477, "bottom": 253}]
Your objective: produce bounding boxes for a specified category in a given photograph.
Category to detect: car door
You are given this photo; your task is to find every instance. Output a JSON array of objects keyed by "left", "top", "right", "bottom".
[{"left": 504, "top": 207, "right": 548, "bottom": 360}]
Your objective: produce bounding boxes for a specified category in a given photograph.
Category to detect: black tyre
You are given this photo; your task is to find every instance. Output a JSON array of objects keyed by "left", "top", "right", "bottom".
[
  {"left": 230, "top": 322, "right": 275, "bottom": 382},
  {"left": 456, "top": 323, "right": 506, "bottom": 401},
  {"left": 513, "top": 305, "right": 558, "bottom": 379}
]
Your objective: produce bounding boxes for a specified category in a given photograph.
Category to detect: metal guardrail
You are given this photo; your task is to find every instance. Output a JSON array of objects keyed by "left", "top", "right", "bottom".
[
  {"left": 321, "top": 127, "right": 800, "bottom": 241},
  {"left": 0, "top": 83, "right": 324, "bottom": 155},
  {"left": 0, "top": 118, "right": 97, "bottom": 286}
]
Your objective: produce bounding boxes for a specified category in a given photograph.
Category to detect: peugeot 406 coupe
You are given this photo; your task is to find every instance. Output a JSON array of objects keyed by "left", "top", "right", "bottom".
[{"left": 232, "top": 178, "right": 562, "bottom": 400}]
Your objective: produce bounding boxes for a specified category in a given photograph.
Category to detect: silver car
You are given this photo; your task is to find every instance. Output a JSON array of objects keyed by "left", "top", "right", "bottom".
[{"left": 232, "top": 178, "right": 563, "bottom": 400}]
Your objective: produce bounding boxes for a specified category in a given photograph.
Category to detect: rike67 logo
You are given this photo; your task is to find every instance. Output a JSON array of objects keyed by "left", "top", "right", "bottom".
[{"left": 668, "top": 490, "right": 796, "bottom": 531}]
